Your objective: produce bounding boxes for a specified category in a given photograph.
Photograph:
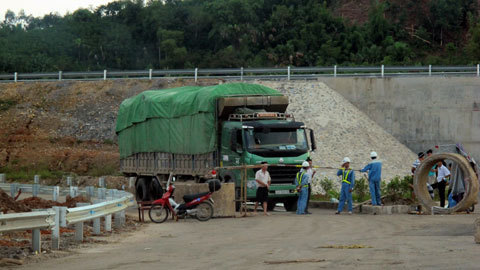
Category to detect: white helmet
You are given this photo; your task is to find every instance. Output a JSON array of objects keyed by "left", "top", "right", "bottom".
[
  {"left": 370, "top": 151, "right": 378, "bottom": 158},
  {"left": 302, "top": 161, "right": 310, "bottom": 168},
  {"left": 342, "top": 157, "right": 351, "bottom": 164}
]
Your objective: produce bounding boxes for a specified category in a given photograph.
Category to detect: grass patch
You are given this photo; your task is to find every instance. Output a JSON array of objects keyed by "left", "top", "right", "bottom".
[
  {"left": 0, "top": 165, "right": 66, "bottom": 182},
  {"left": 0, "top": 99, "right": 17, "bottom": 112},
  {"left": 86, "top": 164, "right": 121, "bottom": 177}
]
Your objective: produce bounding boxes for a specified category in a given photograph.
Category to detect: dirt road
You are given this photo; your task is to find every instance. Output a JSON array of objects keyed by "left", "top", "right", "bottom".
[{"left": 17, "top": 208, "right": 480, "bottom": 270}]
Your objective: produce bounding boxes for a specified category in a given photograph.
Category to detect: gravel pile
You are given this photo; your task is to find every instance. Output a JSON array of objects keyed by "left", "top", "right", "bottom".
[{"left": 257, "top": 80, "right": 417, "bottom": 193}]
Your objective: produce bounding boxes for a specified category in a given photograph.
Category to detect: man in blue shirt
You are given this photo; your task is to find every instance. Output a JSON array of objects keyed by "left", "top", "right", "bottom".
[
  {"left": 360, "top": 151, "right": 383, "bottom": 206},
  {"left": 336, "top": 157, "right": 355, "bottom": 214},
  {"left": 295, "top": 161, "right": 311, "bottom": 215}
]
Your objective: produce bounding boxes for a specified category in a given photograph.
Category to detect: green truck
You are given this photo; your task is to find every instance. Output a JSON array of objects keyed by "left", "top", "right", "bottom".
[{"left": 116, "top": 83, "right": 316, "bottom": 211}]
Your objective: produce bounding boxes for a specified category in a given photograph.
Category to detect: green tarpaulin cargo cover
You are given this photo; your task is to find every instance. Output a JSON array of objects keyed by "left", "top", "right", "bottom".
[{"left": 116, "top": 83, "right": 282, "bottom": 158}]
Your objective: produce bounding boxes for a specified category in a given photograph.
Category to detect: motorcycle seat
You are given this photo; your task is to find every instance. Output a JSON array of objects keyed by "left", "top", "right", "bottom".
[{"left": 183, "top": 192, "right": 209, "bottom": 203}]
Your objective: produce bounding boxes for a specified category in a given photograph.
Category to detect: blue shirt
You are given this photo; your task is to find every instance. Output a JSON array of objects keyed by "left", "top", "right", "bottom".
[
  {"left": 337, "top": 168, "right": 355, "bottom": 188},
  {"left": 428, "top": 164, "right": 437, "bottom": 177},
  {"left": 295, "top": 169, "right": 311, "bottom": 187},
  {"left": 360, "top": 160, "right": 382, "bottom": 181}
]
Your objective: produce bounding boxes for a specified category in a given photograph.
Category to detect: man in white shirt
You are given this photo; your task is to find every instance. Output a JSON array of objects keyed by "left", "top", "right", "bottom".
[
  {"left": 254, "top": 161, "right": 271, "bottom": 216},
  {"left": 431, "top": 160, "right": 451, "bottom": 207}
]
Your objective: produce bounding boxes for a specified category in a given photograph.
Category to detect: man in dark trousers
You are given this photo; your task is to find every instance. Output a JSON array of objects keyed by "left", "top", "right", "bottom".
[{"left": 305, "top": 157, "right": 316, "bottom": 214}]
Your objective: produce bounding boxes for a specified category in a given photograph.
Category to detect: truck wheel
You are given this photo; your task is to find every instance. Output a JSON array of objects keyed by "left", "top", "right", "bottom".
[
  {"left": 284, "top": 198, "right": 297, "bottom": 212},
  {"left": 267, "top": 201, "right": 276, "bottom": 211},
  {"left": 135, "top": 177, "right": 150, "bottom": 202},
  {"left": 149, "top": 177, "right": 163, "bottom": 200}
]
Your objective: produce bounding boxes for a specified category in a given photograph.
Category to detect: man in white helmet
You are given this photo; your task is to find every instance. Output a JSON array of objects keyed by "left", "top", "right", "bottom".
[
  {"left": 336, "top": 157, "right": 355, "bottom": 214},
  {"left": 295, "top": 161, "right": 311, "bottom": 215},
  {"left": 360, "top": 151, "right": 383, "bottom": 206}
]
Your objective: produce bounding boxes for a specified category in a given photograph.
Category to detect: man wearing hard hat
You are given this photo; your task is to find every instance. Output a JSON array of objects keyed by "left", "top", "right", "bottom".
[
  {"left": 336, "top": 157, "right": 355, "bottom": 214},
  {"left": 360, "top": 152, "right": 383, "bottom": 206},
  {"left": 295, "top": 161, "right": 311, "bottom": 215}
]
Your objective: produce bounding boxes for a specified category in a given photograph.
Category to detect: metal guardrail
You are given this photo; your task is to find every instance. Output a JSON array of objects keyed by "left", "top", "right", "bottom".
[
  {"left": 67, "top": 195, "right": 133, "bottom": 224},
  {"left": 0, "top": 210, "right": 55, "bottom": 233},
  {"left": 1, "top": 65, "right": 480, "bottom": 83},
  {"left": 0, "top": 180, "right": 134, "bottom": 253}
]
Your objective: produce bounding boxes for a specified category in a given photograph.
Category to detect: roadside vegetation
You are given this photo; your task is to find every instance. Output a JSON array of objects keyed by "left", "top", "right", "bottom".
[{"left": 1, "top": 0, "right": 480, "bottom": 73}]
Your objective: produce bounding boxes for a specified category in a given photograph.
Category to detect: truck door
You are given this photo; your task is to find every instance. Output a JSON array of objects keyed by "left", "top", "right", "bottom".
[{"left": 220, "top": 127, "right": 243, "bottom": 182}]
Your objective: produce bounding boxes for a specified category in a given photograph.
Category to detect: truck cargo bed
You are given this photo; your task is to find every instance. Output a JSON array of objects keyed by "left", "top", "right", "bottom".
[{"left": 121, "top": 152, "right": 217, "bottom": 176}]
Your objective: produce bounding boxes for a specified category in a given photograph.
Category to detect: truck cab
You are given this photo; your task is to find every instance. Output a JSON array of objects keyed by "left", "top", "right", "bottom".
[{"left": 217, "top": 97, "right": 316, "bottom": 211}]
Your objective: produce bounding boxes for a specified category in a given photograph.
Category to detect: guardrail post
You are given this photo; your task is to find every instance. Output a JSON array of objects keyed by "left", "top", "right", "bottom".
[
  {"left": 53, "top": 186, "right": 60, "bottom": 201},
  {"left": 0, "top": 173, "right": 5, "bottom": 183},
  {"left": 128, "top": 177, "right": 135, "bottom": 189},
  {"left": 98, "top": 188, "right": 106, "bottom": 199},
  {"left": 334, "top": 65, "right": 337, "bottom": 77},
  {"left": 381, "top": 65, "right": 385, "bottom": 78},
  {"left": 92, "top": 199, "right": 103, "bottom": 235},
  {"left": 74, "top": 203, "right": 90, "bottom": 242},
  {"left": 194, "top": 68, "right": 198, "bottom": 82},
  {"left": 114, "top": 212, "right": 124, "bottom": 228},
  {"left": 287, "top": 66, "right": 291, "bottom": 81},
  {"left": 32, "top": 184, "right": 40, "bottom": 197},
  {"left": 240, "top": 67, "right": 244, "bottom": 81},
  {"left": 10, "top": 183, "right": 17, "bottom": 197},
  {"left": 67, "top": 176, "right": 73, "bottom": 186},
  {"left": 70, "top": 186, "right": 78, "bottom": 198},
  {"left": 86, "top": 186, "right": 94, "bottom": 200},
  {"left": 32, "top": 228, "right": 41, "bottom": 253},
  {"left": 105, "top": 214, "right": 112, "bottom": 232},
  {"left": 59, "top": 206, "right": 67, "bottom": 227},
  {"left": 14, "top": 72, "right": 17, "bottom": 82},
  {"left": 429, "top": 65, "right": 432, "bottom": 76},
  {"left": 58, "top": 71, "right": 62, "bottom": 81},
  {"left": 99, "top": 177, "right": 105, "bottom": 188},
  {"left": 149, "top": 68, "right": 153, "bottom": 80},
  {"left": 103, "top": 70, "right": 107, "bottom": 80},
  {"left": 477, "top": 64, "right": 479, "bottom": 77},
  {"left": 34, "top": 175, "right": 40, "bottom": 184},
  {"left": 52, "top": 206, "right": 60, "bottom": 249}
]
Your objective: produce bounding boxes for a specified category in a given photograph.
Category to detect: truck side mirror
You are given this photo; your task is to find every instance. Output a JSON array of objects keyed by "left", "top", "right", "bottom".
[{"left": 310, "top": 129, "right": 317, "bottom": 152}]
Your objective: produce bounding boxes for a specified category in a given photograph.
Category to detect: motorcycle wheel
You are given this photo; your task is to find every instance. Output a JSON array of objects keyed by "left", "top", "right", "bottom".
[
  {"left": 196, "top": 202, "right": 213, "bottom": 221},
  {"left": 149, "top": 204, "right": 169, "bottom": 223}
]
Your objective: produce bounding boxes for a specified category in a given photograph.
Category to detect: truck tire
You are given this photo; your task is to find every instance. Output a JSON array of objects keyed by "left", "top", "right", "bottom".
[
  {"left": 135, "top": 177, "right": 150, "bottom": 202},
  {"left": 284, "top": 198, "right": 297, "bottom": 212},
  {"left": 267, "top": 201, "right": 276, "bottom": 211},
  {"left": 149, "top": 177, "right": 163, "bottom": 200}
]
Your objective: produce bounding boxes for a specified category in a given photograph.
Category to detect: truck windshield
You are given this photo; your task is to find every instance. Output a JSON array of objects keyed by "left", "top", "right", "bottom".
[{"left": 244, "top": 128, "right": 308, "bottom": 151}]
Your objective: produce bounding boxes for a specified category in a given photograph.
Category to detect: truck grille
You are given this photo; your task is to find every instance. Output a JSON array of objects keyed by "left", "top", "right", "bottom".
[{"left": 255, "top": 166, "right": 299, "bottom": 184}]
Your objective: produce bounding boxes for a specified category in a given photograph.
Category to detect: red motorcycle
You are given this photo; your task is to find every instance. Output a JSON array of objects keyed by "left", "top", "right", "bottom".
[{"left": 149, "top": 174, "right": 221, "bottom": 223}]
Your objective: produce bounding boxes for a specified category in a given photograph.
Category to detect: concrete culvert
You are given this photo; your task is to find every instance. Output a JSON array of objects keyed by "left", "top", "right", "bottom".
[{"left": 414, "top": 153, "right": 479, "bottom": 214}]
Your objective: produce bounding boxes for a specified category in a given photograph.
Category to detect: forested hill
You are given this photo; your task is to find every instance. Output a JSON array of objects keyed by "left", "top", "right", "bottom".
[{"left": 1, "top": 0, "right": 480, "bottom": 73}]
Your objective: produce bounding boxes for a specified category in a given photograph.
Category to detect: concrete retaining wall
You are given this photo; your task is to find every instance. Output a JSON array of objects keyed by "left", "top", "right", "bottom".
[{"left": 319, "top": 77, "right": 480, "bottom": 160}]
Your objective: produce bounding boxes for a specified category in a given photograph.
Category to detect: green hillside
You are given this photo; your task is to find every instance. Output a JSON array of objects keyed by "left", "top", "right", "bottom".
[{"left": 1, "top": 0, "right": 479, "bottom": 73}]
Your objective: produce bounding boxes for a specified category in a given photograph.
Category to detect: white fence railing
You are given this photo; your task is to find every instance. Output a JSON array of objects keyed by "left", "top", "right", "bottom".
[
  {"left": 1, "top": 65, "right": 480, "bottom": 82},
  {"left": 0, "top": 180, "right": 134, "bottom": 253}
]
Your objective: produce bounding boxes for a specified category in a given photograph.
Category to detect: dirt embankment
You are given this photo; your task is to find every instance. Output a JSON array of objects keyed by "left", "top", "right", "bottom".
[{"left": 0, "top": 79, "right": 222, "bottom": 177}]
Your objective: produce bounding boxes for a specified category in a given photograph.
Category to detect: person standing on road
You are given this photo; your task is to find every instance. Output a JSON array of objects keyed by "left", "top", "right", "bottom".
[
  {"left": 295, "top": 161, "right": 311, "bottom": 215},
  {"left": 360, "top": 152, "right": 382, "bottom": 206},
  {"left": 431, "top": 160, "right": 450, "bottom": 207},
  {"left": 254, "top": 161, "right": 271, "bottom": 216},
  {"left": 305, "top": 157, "right": 316, "bottom": 214},
  {"left": 336, "top": 157, "right": 355, "bottom": 215}
]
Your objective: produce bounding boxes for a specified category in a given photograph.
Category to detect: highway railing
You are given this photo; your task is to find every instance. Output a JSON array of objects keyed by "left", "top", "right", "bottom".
[
  {"left": 0, "top": 178, "right": 135, "bottom": 254},
  {"left": 1, "top": 65, "right": 480, "bottom": 83}
]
